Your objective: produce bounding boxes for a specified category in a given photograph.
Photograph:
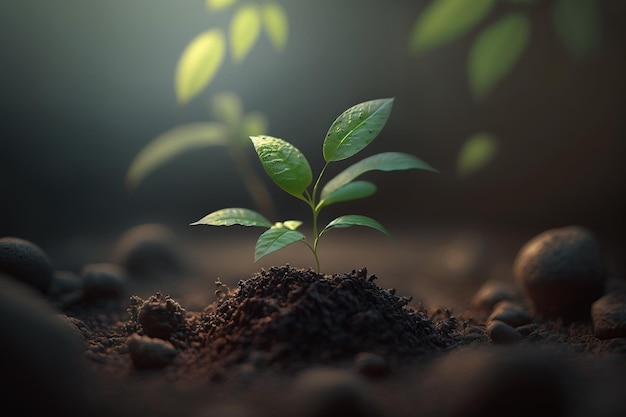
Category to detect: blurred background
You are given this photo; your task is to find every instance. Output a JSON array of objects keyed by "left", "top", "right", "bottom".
[{"left": 1, "top": 0, "right": 624, "bottom": 277}]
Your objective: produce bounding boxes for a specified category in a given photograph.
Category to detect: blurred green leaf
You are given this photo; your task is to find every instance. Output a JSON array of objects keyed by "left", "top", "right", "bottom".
[
  {"left": 468, "top": 12, "right": 531, "bottom": 99},
  {"left": 321, "top": 152, "right": 438, "bottom": 199},
  {"left": 409, "top": 0, "right": 495, "bottom": 54},
  {"left": 190, "top": 207, "right": 273, "bottom": 227},
  {"left": 262, "top": 2, "right": 289, "bottom": 51},
  {"left": 457, "top": 132, "right": 498, "bottom": 178},
  {"left": 211, "top": 91, "right": 243, "bottom": 128},
  {"left": 175, "top": 29, "right": 225, "bottom": 104},
  {"left": 319, "top": 181, "right": 377, "bottom": 208},
  {"left": 241, "top": 111, "right": 269, "bottom": 140},
  {"left": 230, "top": 4, "right": 262, "bottom": 62},
  {"left": 505, "top": 0, "right": 540, "bottom": 4},
  {"left": 320, "top": 215, "right": 390, "bottom": 238},
  {"left": 126, "top": 122, "right": 229, "bottom": 190},
  {"left": 255, "top": 228, "right": 305, "bottom": 262},
  {"left": 271, "top": 220, "right": 303, "bottom": 230},
  {"left": 553, "top": 0, "right": 602, "bottom": 60},
  {"left": 206, "top": 0, "right": 238, "bottom": 11},
  {"left": 323, "top": 98, "right": 394, "bottom": 162},
  {"left": 250, "top": 135, "right": 312, "bottom": 198}
]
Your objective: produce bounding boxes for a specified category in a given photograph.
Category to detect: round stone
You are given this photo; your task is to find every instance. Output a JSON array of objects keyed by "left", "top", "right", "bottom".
[
  {"left": 80, "top": 263, "right": 127, "bottom": 300},
  {"left": 513, "top": 225, "right": 607, "bottom": 318},
  {"left": 112, "top": 223, "right": 186, "bottom": 279},
  {"left": 0, "top": 236, "right": 54, "bottom": 293},
  {"left": 591, "top": 288, "right": 626, "bottom": 339},
  {"left": 128, "top": 334, "right": 178, "bottom": 369}
]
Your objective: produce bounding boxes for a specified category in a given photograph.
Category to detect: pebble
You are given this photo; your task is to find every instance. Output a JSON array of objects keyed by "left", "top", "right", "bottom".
[
  {"left": 488, "top": 301, "right": 531, "bottom": 328},
  {"left": 112, "top": 223, "right": 187, "bottom": 279},
  {"left": 591, "top": 288, "right": 626, "bottom": 339},
  {"left": 0, "top": 274, "right": 96, "bottom": 416},
  {"left": 0, "top": 236, "right": 54, "bottom": 293},
  {"left": 127, "top": 333, "right": 178, "bottom": 369},
  {"left": 470, "top": 279, "right": 522, "bottom": 312},
  {"left": 80, "top": 262, "right": 127, "bottom": 300},
  {"left": 291, "top": 367, "right": 381, "bottom": 417},
  {"left": 487, "top": 320, "right": 522, "bottom": 344},
  {"left": 353, "top": 352, "right": 391, "bottom": 378},
  {"left": 513, "top": 225, "right": 607, "bottom": 318}
]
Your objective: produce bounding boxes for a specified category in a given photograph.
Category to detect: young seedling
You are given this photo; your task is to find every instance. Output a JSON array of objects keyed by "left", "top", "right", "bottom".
[{"left": 191, "top": 98, "right": 438, "bottom": 272}]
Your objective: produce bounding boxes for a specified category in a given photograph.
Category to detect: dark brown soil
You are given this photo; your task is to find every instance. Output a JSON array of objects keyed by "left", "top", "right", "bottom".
[{"left": 6, "top": 227, "right": 626, "bottom": 417}]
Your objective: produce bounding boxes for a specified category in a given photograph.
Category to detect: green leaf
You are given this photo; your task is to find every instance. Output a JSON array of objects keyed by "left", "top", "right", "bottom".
[
  {"left": 553, "top": 0, "right": 602, "bottom": 60},
  {"left": 457, "top": 132, "right": 499, "bottom": 178},
  {"left": 468, "top": 12, "right": 531, "bottom": 100},
  {"left": 175, "top": 29, "right": 225, "bottom": 104},
  {"left": 319, "top": 181, "right": 377, "bottom": 208},
  {"left": 255, "top": 228, "right": 305, "bottom": 262},
  {"left": 230, "top": 4, "right": 262, "bottom": 62},
  {"left": 320, "top": 215, "right": 390, "bottom": 238},
  {"left": 271, "top": 220, "right": 303, "bottom": 230},
  {"left": 190, "top": 208, "right": 272, "bottom": 227},
  {"left": 211, "top": 91, "right": 243, "bottom": 128},
  {"left": 241, "top": 111, "right": 269, "bottom": 139},
  {"left": 409, "top": 0, "right": 495, "bottom": 54},
  {"left": 126, "top": 122, "right": 230, "bottom": 190},
  {"left": 505, "top": 0, "right": 540, "bottom": 4},
  {"left": 321, "top": 152, "right": 438, "bottom": 199},
  {"left": 206, "top": 0, "right": 238, "bottom": 11},
  {"left": 262, "top": 2, "right": 289, "bottom": 51},
  {"left": 250, "top": 135, "right": 312, "bottom": 198},
  {"left": 323, "top": 98, "right": 394, "bottom": 162}
]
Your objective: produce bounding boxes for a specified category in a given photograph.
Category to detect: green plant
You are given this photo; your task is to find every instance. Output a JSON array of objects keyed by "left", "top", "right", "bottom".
[
  {"left": 190, "top": 98, "right": 438, "bottom": 272},
  {"left": 126, "top": 91, "right": 277, "bottom": 219},
  {"left": 177, "top": 0, "right": 289, "bottom": 104}
]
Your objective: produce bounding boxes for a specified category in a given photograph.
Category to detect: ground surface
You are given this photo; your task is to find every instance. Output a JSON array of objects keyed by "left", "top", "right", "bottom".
[{"left": 5, "top": 225, "right": 626, "bottom": 417}]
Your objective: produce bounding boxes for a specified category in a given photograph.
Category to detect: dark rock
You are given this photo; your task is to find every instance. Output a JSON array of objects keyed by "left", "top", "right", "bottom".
[
  {"left": 80, "top": 263, "right": 127, "bottom": 299},
  {"left": 0, "top": 274, "right": 97, "bottom": 416},
  {"left": 513, "top": 225, "right": 607, "bottom": 318},
  {"left": 291, "top": 368, "right": 381, "bottom": 417},
  {"left": 353, "top": 352, "right": 391, "bottom": 378},
  {"left": 591, "top": 288, "right": 626, "bottom": 339},
  {"left": 128, "top": 333, "right": 178, "bottom": 369},
  {"left": 0, "top": 236, "right": 54, "bottom": 293},
  {"left": 112, "top": 223, "right": 187, "bottom": 279},
  {"left": 470, "top": 279, "right": 522, "bottom": 313},
  {"left": 488, "top": 301, "right": 531, "bottom": 328},
  {"left": 487, "top": 320, "right": 522, "bottom": 344}
]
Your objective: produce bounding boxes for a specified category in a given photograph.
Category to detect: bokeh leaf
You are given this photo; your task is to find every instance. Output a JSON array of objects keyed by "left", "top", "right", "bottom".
[
  {"left": 210, "top": 91, "right": 243, "bottom": 128},
  {"left": 457, "top": 132, "right": 499, "bottom": 178},
  {"left": 323, "top": 98, "right": 394, "bottom": 162},
  {"left": 468, "top": 12, "right": 531, "bottom": 100},
  {"left": 262, "top": 2, "right": 289, "bottom": 51},
  {"left": 206, "top": 0, "right": 238, "bottom": 11},
  {"left": 190, "top": 207, "right": 272, "bottom": 227},
  {"left": 553, "top": 0, "right": 602, "bottom": 60},
  {"left": 321, "top": 152, "right": 438, "bottom": 199},
  {"left": 230, "top": 4, "right": 262, "bottom": 62},
  {"left": 320, "top": 215, "right": 390, "bottom": 238},
  {"left": 255, "top": 228, "right": 305, "bottom": 262},
  {"left": 409, "top": 0, "right": 495, "bottom": 54},
  {"left": 250, "top": 135, "right": 312, "bottom": 198},
  {"left": 241, "top": 112, "right": 269, "bottom": 139},
  {"left": 175, "top": 29, "right": 225, "bottom": 104},
  {"left": 319, "top": 181, "right": 377, "bottom": 208},
  {"left": 126, "top": 122, "right": 229, "bottom": 190}
]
